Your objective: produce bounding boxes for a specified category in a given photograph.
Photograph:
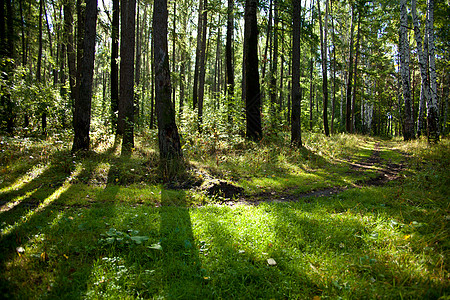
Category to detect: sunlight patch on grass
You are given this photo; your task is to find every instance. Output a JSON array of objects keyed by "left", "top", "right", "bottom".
[
  {"left": 0, "top": 188, "right": 38, "bottom": 214},
  {"left": 0, "top": 163, "right": 49, "bottom": 195},
  {"left": 1, "top": 163, "right": 83, "bottom": 236}
]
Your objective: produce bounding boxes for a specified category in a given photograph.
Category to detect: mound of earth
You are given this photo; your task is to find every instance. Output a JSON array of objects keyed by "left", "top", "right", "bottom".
[{"left": 200, "top": 179, "right": 244, "bottom": 199}]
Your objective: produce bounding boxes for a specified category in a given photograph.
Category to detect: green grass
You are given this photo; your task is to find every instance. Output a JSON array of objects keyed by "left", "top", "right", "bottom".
[{"left": 0, "top": 131, "right": 449, "bottom": 299}]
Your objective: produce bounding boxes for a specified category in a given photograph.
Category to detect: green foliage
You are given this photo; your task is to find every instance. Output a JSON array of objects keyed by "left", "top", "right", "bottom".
[{"left": 0, "top": 132, "right": 449, "bottom": 299}]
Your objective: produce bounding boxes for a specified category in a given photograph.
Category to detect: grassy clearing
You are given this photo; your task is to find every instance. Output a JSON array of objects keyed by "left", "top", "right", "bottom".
[{"left": 0, "top": 131, "right": 449, "bottom": 299}]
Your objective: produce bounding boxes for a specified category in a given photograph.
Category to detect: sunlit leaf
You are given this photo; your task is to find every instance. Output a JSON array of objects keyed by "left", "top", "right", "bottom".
[
  {"left": 131, "top": 236, "right": 149, "bottom": 244},
  {"left": 148, "top": 243, "right": 162, "bottom": 251},
  {"left": 267, "top": 258, "right": 277, "bottom": 266}
]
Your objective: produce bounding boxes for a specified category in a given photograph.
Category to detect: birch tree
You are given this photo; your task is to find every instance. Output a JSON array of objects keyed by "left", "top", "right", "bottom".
[
  {"left": 398, "top": 0, "right": 414, "bottom": 141},
  {"left": 426, "top": 0, "right": 439, "bottom": 142}
]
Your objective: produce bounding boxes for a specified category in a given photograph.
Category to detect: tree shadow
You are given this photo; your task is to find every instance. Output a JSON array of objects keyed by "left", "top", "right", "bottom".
[
  {"left": 0, "top": 141, "right": 124, "bottom": 299},
  {"left": 156, "top": 189, "right": 209, "bottom": 298}
]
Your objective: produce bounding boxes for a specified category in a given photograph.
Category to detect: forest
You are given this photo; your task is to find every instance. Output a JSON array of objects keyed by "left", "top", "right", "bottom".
[{"left": 0, "top": 0, "right": 449, "bottom": 298}]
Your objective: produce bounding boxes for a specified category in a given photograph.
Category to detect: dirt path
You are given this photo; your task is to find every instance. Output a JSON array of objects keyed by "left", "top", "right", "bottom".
[{"left": 217, "top": 142, "right": 406, "bottom": 206}]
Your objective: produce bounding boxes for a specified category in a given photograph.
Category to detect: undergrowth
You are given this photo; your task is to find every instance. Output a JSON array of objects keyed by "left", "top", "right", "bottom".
[{"left": 0, "top": 130, "right": 448, "bottom": 299}]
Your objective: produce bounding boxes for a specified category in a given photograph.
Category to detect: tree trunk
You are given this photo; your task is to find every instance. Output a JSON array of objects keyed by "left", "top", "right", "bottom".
[
  {"left": 318, "top": 0, "right": 329, "bottom": 136},
  {"left": 192, "top": 0, "right": 204, "bottom": 110},
  {"left": 37, "top": 0, "right": 43, "bottom": 83},
  {"left": 120, "top": 0, "right": 136, "bottom": 154},
  {"left": 399, "top": 0, "right": 414, "bottom": 141},
  {"left": 244, "top": 0, "right": 262, "bottom": 140},
  {"left": 226, "top": 0, "right": 234, "bottom": 124},
  {"left": 352, "top": 10, "right": 362, "bottom": 133},
  {"left": 426, "top": 0, "right": 439, "bottom": 143},
  {"left": 76, "top": 0, "right": 86, "bottom": 118},
  {"left": 150, "top": 35, "right": 155, "bottom": 129},
  {"left": 110, "top": 0, "right": 119, "bottom": 132},
  {"left": 64, "top": 0, "right": 76, "bottom": 121},
  {"left": 411, "top": 0, "right": 429, "bottom": 138},
  {"left": 153, "top": 0, "right": 182, "bottom": 164},
  {"left": 261, "top": 0, "right": 272, "bottom": 87},
  {"left": 345, "top": 5, "right": 355, "bottom": 133},
  {"left": 171, "top": 1, "right": 176, "bottom": 111},
  {"left": 291, "top": 0, "right": 302, "bottom": 147},
  {"left": 351, "top": 11, "right": 361, "bottom": 132},
  {"left": 269, "top": 0, "right": 278, "bottom": 124},
  {"left": 197, "top": 1, "right": 208, "bottom": 132},
  {"left": 330, "top": 0, "right": 336, "bottom": 134},
  {"left": 72, "top": 0, "right": 97, "bottom": 152}
]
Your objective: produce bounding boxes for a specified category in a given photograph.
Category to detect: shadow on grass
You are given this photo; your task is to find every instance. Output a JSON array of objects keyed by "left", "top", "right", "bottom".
[
  {"left": 0, "top": 141, "right": 124, "bottom": 298},
  {"left": 157, "top": 189, "right": 209, "bottom": 298}
]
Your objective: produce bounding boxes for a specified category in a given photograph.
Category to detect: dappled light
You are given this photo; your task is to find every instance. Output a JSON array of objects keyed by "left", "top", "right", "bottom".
[
  {"left": 1, "top": 163, "right": 83, "bottom": 236},
  {"left": 0, "top": 163, "right": 50, "bottom": 195}
]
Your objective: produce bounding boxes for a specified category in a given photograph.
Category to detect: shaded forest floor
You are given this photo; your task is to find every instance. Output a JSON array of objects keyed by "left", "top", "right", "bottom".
[{"left": 0, "top": 130, "right": 449, "bottom": 299}]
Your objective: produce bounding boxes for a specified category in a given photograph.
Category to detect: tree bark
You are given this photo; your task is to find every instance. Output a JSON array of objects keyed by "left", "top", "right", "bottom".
[
  {"left": 269, "top": 0, "right": 279, "bottom": 123},
  {"left": 426, "top": 0, "right": 439, "bottom": 143},
  {"left": 197, "top": 1, "right": 208, "bottom": 132},
  {"left": 120, "top": 0, "right": 136, "bottom": 154},
  {"left": 411, "top": 0, "right": 429, "bottom": 138},
  {"left": 72, "top": 0, "right": 97, "bottom": 152},
  {"left": 64, "top": 0, "right": 76, "bottom": 121},
  {"left": 318, "top": 0, "right": 329, "bottom": 136},
  {"left": 330, "top": 0, "right": 336, "bottom": 134},
  {"left": 352, "top": 10, "right": 361, "bottom": 133},
  {"left": 291, "top": 0, "right": 302, "bottom": 147},
  {"left": 153, "top": 0, "right": 182, "bottom": 163},
  {"left": 399, "top": 0, "right": 414, "bottom": 141},
  {"left": 192, "top": 0, "right": 205, "bottom": 110},
  {"left": 244, "top": 0, "right": 262, "bottom": 141},
  {"left": 345, "top": 5, "right": 355, "bottom": 133},
  {"left": 170, "top": 2, "right": 176, "bottom": 112},
  {"left": 226, "top": 0, "right": 234, "bottom": 124},
  {"left": 110, "top": 0, "right": 119, "bottom": 132}
]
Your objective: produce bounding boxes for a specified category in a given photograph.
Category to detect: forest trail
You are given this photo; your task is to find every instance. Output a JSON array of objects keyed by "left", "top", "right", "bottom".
[{"left": 216, "top": 141, "right": 406, "bottom": 206}]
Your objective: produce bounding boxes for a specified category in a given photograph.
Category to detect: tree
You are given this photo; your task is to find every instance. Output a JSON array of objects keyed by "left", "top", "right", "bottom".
[
  {"left": 111, "top": 0, "right": 119, "bottom": 132},
  {"left": 345, "top": 4, "right": 355, "bottom": 133},
  {"left": 411, "top": 0, "right": 430, "bottom": 138},
  {"left": 120, "top": 0, "right": 136, "bottom": 153},
  {"left": 72, "top": 0, "right": 98, "bottom": 152},
  {"left": 197, "top": 0, "right": 208, "bottom": 132},
  {"left": 153, "top": 0, "right": 183, "bottom": 166},
  {"left": 318, "top": 0, "right": 329, "bottom": 136},
  {"left": 226, "top": 0, "right": 234, "bottom": 124},
  {"left": 269, "top": 0, "right": 279, "bottom": 124},
  {"left": 192, "top": 0, "right": 205, "bottom": 111},
  {"left": 64, "top": 0, "right": 76, "bottom": 120},
  {"left": 244, "top": 0, "right": 262, "bottom": 141},
  {"left": 426, "top": 0, "right": 439, "bottom": 143},
  {"left": 291, "top": 0, "right": 302, "bottom": 147},
  {"left": 398, "top": 0, "right": 414, "bottom": 141}
]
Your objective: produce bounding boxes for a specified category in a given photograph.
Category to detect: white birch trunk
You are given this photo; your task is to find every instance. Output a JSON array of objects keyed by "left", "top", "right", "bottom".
[
  {"left": 426, "top": 0, "right": 439, "bottom": 142},
  {"left": 411, "top": 0, "right": 429, "bottom": 137},
  {"left": 399, "top": 0, "right": 414, "bottom": 140}
]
